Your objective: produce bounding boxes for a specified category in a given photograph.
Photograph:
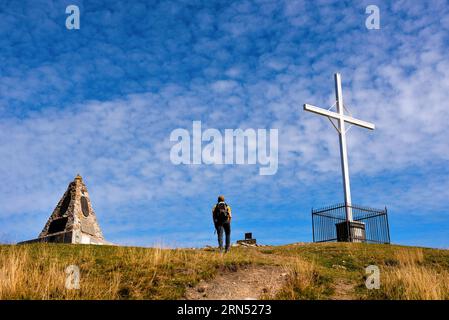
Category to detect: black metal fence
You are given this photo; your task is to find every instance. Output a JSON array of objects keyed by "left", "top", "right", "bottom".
[{"left": 312, "top": 203, "right": 390, "bottom": 244}]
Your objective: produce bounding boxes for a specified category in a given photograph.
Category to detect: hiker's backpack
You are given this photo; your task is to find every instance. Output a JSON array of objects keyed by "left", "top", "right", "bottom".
[{"left": 214, "top": 202, "right": 229, "bottom": 223}]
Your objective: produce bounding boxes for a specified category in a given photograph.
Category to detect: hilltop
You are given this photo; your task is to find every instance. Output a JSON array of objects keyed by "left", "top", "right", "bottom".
[{"left": 0, "top": 242, "right": 448, "bottom": 299}]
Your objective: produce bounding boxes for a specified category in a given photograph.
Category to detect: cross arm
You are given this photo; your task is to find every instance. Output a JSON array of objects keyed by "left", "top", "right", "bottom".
[{"left": 303, "top": 104, "right": 375, "bottom": 130}]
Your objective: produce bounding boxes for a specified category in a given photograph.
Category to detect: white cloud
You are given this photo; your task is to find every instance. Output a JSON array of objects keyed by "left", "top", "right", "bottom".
[{"left": 1, "top": 0, "right": 449, "bottom": 247}]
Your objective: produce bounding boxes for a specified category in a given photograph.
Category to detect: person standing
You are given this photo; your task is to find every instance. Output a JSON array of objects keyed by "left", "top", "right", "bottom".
[{"left": 212, "top": 195, "right": 232, "bottom": 252}]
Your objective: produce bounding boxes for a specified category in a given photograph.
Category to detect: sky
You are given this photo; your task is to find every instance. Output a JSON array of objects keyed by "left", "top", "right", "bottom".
[{"left": 0, "top": 0, "right": 449, "bottom": 248}]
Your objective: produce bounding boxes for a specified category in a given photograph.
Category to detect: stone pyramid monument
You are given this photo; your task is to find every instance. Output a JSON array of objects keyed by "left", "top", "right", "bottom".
[{"left": 21, "top": 175, "right": 110, "bottom": 245}]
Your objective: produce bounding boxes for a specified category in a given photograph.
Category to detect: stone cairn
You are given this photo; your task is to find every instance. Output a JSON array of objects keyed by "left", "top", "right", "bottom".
[
  {"left": 236, "top": 232, "right": 259, "bottom": 247},
  {"left": 19, "top": 175, "right": 110, "bottom": 245}
]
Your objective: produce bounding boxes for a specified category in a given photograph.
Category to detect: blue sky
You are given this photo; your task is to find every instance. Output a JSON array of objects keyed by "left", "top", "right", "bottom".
[{"left": 1, "top": 0, "right": 449, "bottom": 248}]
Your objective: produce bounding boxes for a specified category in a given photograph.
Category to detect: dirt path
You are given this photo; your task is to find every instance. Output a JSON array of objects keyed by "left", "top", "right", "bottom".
[
  {"left": 330, "top": 279, "right": 356, "bottom": 300},
  {"left": 185, "top": 265, "right": 287, "bottom": 300}
]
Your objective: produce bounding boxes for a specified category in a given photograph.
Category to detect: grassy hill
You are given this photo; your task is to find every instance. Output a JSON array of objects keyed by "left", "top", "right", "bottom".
[{"left": 0, "top": 242, "right": 448, "bottom": 300}]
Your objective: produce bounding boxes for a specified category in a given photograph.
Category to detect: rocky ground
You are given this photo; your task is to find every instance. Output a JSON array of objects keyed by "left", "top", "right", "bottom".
[{"left": 185, "top": 265, "right": 288, "bottom": 300}]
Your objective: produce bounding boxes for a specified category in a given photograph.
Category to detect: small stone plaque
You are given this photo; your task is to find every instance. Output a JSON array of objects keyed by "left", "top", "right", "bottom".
[{"left": 81, "top": 221, "right": 96, "bottom": 236}]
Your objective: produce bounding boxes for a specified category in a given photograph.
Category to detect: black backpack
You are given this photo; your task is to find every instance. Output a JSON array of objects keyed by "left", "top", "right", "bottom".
[{"left": 214, "top": 202, "right": 229, "bottom": 223}]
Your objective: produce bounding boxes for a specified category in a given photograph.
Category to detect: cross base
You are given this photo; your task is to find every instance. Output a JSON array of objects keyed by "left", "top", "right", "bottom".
[{"left": 335, "top": 221, "right": 366, "bottom": 243}]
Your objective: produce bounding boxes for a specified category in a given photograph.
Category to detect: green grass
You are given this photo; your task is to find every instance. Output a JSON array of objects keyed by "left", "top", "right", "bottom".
[{"left": 0, "top": 242, "right": 448, "bottom": 300}]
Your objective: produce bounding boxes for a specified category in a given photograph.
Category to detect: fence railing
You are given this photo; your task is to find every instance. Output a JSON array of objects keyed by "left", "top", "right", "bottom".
[{"left": 311, "top": 203, "right": 390, "bottom": 244}]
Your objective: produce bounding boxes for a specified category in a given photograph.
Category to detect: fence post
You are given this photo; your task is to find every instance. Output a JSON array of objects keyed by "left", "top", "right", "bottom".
[
  {"left": 346, "top": 203, "right": 351, "bottom": 242},
  {"left": 385, "top": 207, "right": 391, "bottom": 244},
  {"left": 311, "top": 208, "right": 316, "bottom": 243}
]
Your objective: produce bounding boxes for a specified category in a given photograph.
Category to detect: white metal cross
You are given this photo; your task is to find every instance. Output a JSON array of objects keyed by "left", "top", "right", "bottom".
[{"left": 303, "top": 73, "right": 375, "bottom": 222}]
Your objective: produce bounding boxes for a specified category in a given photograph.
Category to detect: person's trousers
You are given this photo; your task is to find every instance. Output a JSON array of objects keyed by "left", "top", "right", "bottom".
[{"left": 216, "top": 222, "right": 231, "bottom": 250}]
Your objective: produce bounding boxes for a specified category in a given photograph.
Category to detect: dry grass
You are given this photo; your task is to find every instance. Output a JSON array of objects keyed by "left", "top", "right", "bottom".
[
  {"left": 276, "top": 257, "right": 330, "bottom": 299},
  {"left": 379, "top": 265, "right": 449, "bottom": 300},
  {"left": 0, "top": 247, "right": 67, "bottom": 299},
  {"left": 369, "top": 248, "right": 449, "bottom": 300},
  {"left": 1, "top": 243, "right": 448, "bottom": 300},
  {"left": 0, "top": 244, "right": 262, "bottom": 299},
  {"left": 395, "top": 247, "right": 424, "bottom": 266}
]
